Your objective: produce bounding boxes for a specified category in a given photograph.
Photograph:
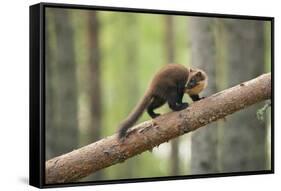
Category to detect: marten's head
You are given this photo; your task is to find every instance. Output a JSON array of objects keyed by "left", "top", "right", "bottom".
[{"left": 185, "top": 68, "right": 208, "bottom": 95}]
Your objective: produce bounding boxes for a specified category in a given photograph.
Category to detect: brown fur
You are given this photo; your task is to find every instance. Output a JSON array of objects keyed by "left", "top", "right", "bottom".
[{"left": 118, "top": 64, "right": 207, "bottom": 139}]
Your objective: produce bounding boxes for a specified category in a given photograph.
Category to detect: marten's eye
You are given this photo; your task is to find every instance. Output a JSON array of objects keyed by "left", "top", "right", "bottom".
[
  {"left": 187, "top": 78, "right": 196, "bottom": 89},
  {"left": 188, "top": 79, "right": 196, "bottom": 87}
]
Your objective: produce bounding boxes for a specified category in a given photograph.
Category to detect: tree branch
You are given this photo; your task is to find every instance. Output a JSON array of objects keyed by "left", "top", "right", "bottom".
[{"left": 46, "top": 73, "right": 271, "bottom": 184}]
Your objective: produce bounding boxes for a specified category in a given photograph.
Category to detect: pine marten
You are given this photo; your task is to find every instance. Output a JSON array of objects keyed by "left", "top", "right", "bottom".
[{"left": 118, "top": 64, "right": 208, "bottom": 139}]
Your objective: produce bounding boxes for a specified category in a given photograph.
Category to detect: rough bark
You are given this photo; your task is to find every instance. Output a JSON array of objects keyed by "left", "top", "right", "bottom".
[
  {"left": 46, "top": 73, "right": 271, "bottom": 184},
  {"left": 189, "top": 17, "right": 219, "bottom": 174}
]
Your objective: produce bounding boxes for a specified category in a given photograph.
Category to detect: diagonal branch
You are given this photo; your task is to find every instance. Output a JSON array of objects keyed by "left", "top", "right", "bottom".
[{"left": 46, "top": 73, "right": 271, "bottom": 184}]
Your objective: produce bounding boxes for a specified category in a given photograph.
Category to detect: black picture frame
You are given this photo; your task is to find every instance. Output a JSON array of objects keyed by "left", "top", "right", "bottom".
[{"left": 30, "top": 2, "right": 274, "bottom": 189}]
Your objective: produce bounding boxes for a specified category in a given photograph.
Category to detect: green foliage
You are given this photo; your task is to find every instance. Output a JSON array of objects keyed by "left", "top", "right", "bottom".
[{"left": 256, "top": 101, "right": 271, "bottom": 121}]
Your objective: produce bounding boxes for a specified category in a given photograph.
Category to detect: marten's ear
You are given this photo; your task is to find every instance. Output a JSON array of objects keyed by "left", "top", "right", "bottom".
[
  {"left": 195, "top": 71, "right": 202, "bottom": 77},
  {"left": 189, "top": 68, "right": 194, "bottom": 72}
]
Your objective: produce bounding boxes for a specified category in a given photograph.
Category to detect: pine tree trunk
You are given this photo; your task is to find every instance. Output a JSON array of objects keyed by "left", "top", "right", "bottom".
[
  {"left": 45, "top": 9, "right": 78, "bottom": 159},
  {"left": 221, "top": 19, "right": 266, "bottom": 172},
  {"left": 189, "top": 17, "right": 219, "bottom": 174},
  {"left": 165, "top": 15, "right": 180, "bottom": 175},
  {"left": 87, "top": 11, "right": 103, "bottom": 180},
  {"left": 123, "top": 15, "right": 140, "bottom": 178},
  {"left": 45, "top": 11, "right": 56, "bottom": 160}
]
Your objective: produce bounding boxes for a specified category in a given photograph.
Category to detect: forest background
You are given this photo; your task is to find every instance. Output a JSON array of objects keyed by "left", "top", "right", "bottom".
[{"left": 45, "top": 7, "right": 272, "bottom": 182}]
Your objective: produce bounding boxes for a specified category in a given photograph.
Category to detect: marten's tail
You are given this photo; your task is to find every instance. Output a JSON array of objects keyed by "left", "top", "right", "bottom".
[{"left": 118, "top": 91, "right": 152, "bottom": 139}]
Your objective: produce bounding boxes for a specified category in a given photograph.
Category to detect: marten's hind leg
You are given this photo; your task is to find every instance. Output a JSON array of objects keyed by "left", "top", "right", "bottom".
[{"left": 147, "top": 96, "right": 165, "bottom": 118}]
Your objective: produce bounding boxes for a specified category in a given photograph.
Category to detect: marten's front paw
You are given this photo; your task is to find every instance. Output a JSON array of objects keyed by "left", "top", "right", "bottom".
[
  {"left": 180, "top": 102, "right": 189, "bottom": 109},
  {"left": 151, "top": 113, "right": 160, "bottom": 119}
]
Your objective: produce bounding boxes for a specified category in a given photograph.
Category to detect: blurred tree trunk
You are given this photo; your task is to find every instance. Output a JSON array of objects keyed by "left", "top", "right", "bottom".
[
  {"left": 213, "top": 20, "right": 228, "bottom": 172},
  {"left": 165, "top": 16, "right": 175, "bottom": 63},
  {"left": 189, "top": 17, "right": 219, "bottom": 174},
  {"left": 123, "top": 15, "right": 140, "bottom": 178},
  {"left": 86, "top": 11, "right": 103, "bottom": 180},
  {"left": 45, "top": 11, "right": 56, "bottom": 160},
  {"left": 46, "top": 10, "right": 78, "bottom": 159},
  {"left": 165, "top": 16, "right": 180, "bottom": 175},
  {"left": 221, "top": 20, "right": 266, "bottom": 171},
  {"left": 264, "top": 22, "right": 272, "bottom": 170}
]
